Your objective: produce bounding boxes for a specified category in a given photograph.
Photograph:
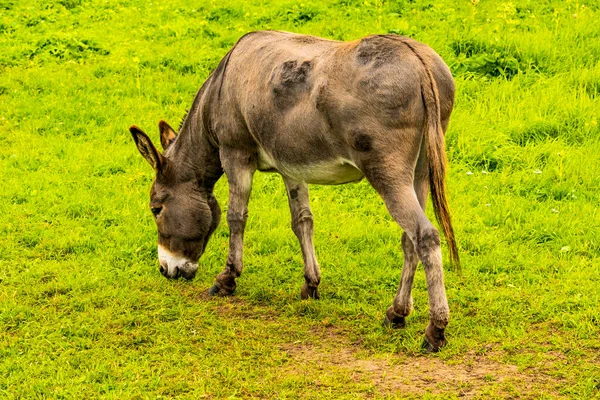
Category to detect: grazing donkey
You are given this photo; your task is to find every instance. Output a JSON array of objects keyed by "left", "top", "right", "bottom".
[{"left": 129, "top": 31, "right": 459, "bottom": 351}]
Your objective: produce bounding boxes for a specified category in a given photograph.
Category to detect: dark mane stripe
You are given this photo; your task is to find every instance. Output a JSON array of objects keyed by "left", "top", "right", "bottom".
[{"left": 178, "top": 109, "right": 189, "bottom": 132}]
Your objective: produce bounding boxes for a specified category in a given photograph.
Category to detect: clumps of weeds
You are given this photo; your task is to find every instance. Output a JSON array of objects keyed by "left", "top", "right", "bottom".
[
  {"left": 459, "top": 151, "right": 504, "bottom": 173},
  {"left": 448, "top": 136, "right": 506, "bottom": 172},
  {"left": 0, "top": 22, "right": 14, "bottom": 34},
  {"left": 0, "top": 0, "right": 13, "bottom": 10},
  {"left": 509, "top": 121, "right": 562, "bottom": 146},
  {"left": 249, "top": 2, "right": 323, "bottom": 30},
  {"left": 387, "top": 22, "right": 418, "bottom": 37},
  {"left": 509, "top": 118, "right": 589, "bottom": 146},
  {"left": 582, "top": 80, "right": 600, "bottom": 99},
  {"left": 206, "top": 7, "right": 243, "bottom": 22},
  {"left": 139, "top": 54, "right": 220, "bottom": 77},
  {"left": 27, "top": 37, "right": 109, "bottom": 63},
  {"left": 451, "top": 39, "right": 545, "bottom": 79},
  {"left": 156, "top": 59, "right": 201, "bottom": 76},
  {"left": 279, "top": 3, "right": 322, "bottom": 26},
  {"left": 573, "top": 71, "right": 600, "bottom": 99},
  {"left": 58, "top": 0, "right": 82, "bottom": 10}
]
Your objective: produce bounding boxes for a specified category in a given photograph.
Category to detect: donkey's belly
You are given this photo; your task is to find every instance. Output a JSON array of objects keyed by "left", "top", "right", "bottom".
[
  {"left": 257, "top": 149, "right": 364, "bottom": 184},
  {"left": 282, "top": 159, "right": 364, "bottom": 184}
]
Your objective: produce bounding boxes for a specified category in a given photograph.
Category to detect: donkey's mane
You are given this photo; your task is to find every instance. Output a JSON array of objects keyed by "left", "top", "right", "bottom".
[
  {"left": 178, "top": 109, "right": 189, "bottom": 132},
  {"left": 177, "top": 33, "right": 261, "bottom": 134}
]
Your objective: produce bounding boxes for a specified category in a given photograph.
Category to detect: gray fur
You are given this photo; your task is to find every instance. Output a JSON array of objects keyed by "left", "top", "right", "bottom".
[{"left": 130, "top": 31, "right": 457, "bottom": 351}]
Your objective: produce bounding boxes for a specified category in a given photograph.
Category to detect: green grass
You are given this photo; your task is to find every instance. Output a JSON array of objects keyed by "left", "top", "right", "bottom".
[{"left": 1, "top": 0, "right": 599, "bottom": 398}]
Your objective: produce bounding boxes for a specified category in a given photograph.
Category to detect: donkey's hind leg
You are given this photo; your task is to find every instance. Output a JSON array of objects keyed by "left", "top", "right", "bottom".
[
  {"left": 385, "top": 139, "right": 429, "bottom": 328},
  {"left": 282, "top": 176, "right": 321, "bottom": 299},
  {"left": 364, "top": 164, "right": 449, "bottom": 352},
  {"left": 386, "top": 186, "right": 448, "bottom": 351},
  {"left": 385, "top": 232, "right": 419, "bottom": 328}
]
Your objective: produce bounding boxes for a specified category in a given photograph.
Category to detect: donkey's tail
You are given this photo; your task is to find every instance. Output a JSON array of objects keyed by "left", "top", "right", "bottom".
[{"left": 403, "top": 41, "right": 460, "bottom": 270}]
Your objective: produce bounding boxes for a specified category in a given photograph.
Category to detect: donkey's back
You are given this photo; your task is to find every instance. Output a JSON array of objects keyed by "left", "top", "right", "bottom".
[{"left": 204, "top": 31, "right": 455, "bottom": 186}]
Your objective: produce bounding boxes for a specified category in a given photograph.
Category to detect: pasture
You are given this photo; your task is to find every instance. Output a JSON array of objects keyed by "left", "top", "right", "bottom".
[{"left": 1, "top": 0, "right": 599, "bottom": 397}]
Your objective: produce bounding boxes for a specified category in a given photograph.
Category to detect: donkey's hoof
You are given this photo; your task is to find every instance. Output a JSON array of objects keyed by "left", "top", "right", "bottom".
[
  {"left": 208, "top": 284, "right": 222, "bottom": 296},
  {"left": 421, "top": 324, "right": 447, "bottom": 353},
  {"left": 421, "top": 337, "right": 440, "bottom": 353},
  {"left": 384, "top": 306, "right": 406, "bottom": 329},
  {"left": 300, "top": 283, "right": 320, "bottom": 300},
  {"left": 208, "top": 283, "right": 235, "bottom": 297}
]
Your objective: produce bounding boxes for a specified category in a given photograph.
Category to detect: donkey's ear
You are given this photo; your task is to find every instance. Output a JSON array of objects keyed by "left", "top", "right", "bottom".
[
  {"left": 158, "top": 120, "right": 177, "bottom": 151},
  {"left": 129, "top": 125, "right": 164, "bottom": 172}
]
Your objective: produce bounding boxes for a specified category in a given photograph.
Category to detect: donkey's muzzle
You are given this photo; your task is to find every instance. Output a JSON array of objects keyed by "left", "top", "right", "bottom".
[
  {"left": 179, "top": 266, "right": 197, "bottom": 281},
  {"left": 159, "top": 263, "right": 197, "bottom": 280},
  {"left": 158, "top": 245, "right": 198, "bottom": 280}
]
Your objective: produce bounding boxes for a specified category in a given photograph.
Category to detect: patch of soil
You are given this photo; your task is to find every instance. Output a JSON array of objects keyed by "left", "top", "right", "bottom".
[{"left": 280, "top": 327, "right": 564, "bottom": 398}]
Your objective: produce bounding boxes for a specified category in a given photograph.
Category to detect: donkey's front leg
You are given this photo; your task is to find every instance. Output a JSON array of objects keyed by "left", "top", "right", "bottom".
[
  {"left": 283, "top": 177, "right": 321, "bottom": 299},
  {"left": 209, "top": 149, "right": 256, "bottom": 296}
]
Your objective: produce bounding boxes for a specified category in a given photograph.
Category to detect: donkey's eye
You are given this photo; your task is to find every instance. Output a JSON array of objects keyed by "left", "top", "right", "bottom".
[{"left": 151, "top": 207, "right": 163, "bottom": 217}]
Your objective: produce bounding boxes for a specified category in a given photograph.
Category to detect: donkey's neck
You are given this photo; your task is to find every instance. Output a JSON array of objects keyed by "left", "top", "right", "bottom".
[{"left": 166, "top": 100, "right": 222, "bottom": 192}]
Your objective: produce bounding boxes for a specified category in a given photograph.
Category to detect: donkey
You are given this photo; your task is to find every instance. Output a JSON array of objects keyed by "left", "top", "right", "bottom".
[{"left": 129, "top": 31, "right": 459, "bottom": 351}]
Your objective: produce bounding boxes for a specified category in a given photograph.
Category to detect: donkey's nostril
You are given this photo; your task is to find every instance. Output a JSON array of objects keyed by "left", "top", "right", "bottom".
[
  {"left": 159, "top": 265, "right": 167, "bottom": 277},
  {"left": 181, "top": 269, "right": 196, "bottom": 281}
]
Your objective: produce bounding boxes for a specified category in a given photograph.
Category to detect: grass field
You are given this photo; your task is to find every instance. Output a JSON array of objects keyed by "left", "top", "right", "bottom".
[{"left": 1, "top": 0, "right": 600, "bottom": 398}]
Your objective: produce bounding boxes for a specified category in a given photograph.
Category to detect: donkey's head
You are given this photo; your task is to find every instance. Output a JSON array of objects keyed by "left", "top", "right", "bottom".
[{"left": 129, "top": 121, "right": 221, "bottom": 280}]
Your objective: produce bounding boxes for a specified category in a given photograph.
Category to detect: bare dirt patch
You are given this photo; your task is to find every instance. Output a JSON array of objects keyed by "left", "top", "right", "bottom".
[{"left": 280, "top": 327, "right": 564, "bottom": 399}]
